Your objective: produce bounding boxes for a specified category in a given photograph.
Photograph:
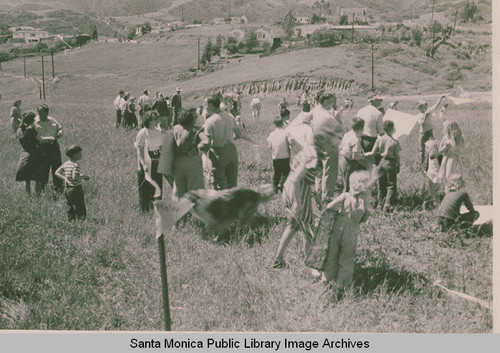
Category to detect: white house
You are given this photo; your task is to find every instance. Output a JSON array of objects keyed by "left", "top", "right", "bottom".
[
  {"left": 228, "top": 28, "right": 245, "bottom": 42},
  {"left": 254, "top": 27, "right": 284, "bottom": 45},
  {"left": 296, "top": 16, "right": 310, "bottom": 25},
  {"left": 9, "top": 26, "right": 51, "bottom": 43},
  {"left": 340, "top": 8, "right": 368, "bottom": 23},
  {"left": 213, "top": 15, "right": 248, "bottom": 25}
]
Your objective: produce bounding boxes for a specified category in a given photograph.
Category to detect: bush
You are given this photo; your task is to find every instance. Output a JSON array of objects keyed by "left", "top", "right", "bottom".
[
  {"left": 411, "top": 27, "right": 423, "bottom": 47},
  {"left": 309, "top": 28, "right": 340, "bottom": 47}
]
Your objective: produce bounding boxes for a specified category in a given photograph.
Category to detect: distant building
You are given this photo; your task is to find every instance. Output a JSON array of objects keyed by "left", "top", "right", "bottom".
[
  {"left": 295, "top": 16, "right": 310, "bottom": 25},
  {"left": 135, "top": 27, "right": 143, "bottom": 36},
  {"left": 168, "top": 21, "right": 185, "bottom": 29},
  {"left": 151, "top": 25, "right": 168, "bottom": 34},
  {"left": 213, "top": 15, "right": 248, "bottom": 25},
  {"left": 254, "top": 27, "right": 284, "bottom": 46},
  {"left": 294, "top": 24, "right": 331, "bottom": 37},
  {"left": 9, "top": 26, "right": 51, "bottom": 43},
  {"left": 340, "top": 8, "right": 368, "bottom": 24},
  {"left": 228, "top": 28, "right": 245, "bottom": 42}
]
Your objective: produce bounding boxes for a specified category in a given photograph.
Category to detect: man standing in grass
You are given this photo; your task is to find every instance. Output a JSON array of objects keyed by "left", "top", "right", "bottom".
[
  {"left": 358, "top": 94, "right": 384, "bottom": 157},
  {"left": 204, "top": 95, "right": 242, "bottom": 190},
  {"left": 137, "top": 90, "right": 152, "bottom": 124},
  {"left": 113, "top": 90, "right": 125, "bottom": 128},
  {"left": 311, "top": 91, "right": 344, "bottom": 205},
  {"left": 171, "top": 88, "right": 183, "bottom": 126},
  {"left": 35, "top": 103, "right": 63, "bottom": 194}
]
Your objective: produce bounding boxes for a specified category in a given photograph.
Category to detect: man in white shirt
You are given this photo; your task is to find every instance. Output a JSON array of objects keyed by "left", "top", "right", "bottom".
[
  {"left": 358, "top": 94, "right": 384, "bottom": 156},
  {"left": 311, "top": 91, "right": 344, "bottom": 205},
  {"left": 113, "top": 90, "right": 125, "bottom": 128},
  {"left": 137, "top": 90, "right": 152, "bottom": 122}
]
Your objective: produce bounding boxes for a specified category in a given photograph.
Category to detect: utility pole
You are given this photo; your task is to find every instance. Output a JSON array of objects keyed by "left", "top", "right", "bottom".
[
  {"left": 181, "top": 5, "right": 184, "bottom": 22},
  {"left": 371, "top": 43, "right": 374, "bottom": 91},
  {"left": 410, "top": 4, "right": 413, "bottom": 22},
  {"left": 351, "top": 13, "right": 355, "bottom": 42},
  {"left": 454, "top": 8, "right": 458, "bottom": 31},
  {"left": 41, "top": 55, "right": 46, "bottom": 100},
  {"left": 431, "top": 0, "right": 436, "bottom": 58},
  {"left": 197, "top": 37, "right": 200, "bottom": 70},
  {"left": 51, "top": 51, "right": 55, "bottom": 78},
  {"left": 229, "top": 4, "right": 231, "bottom": 19},
  {"left": 24, "top": 56, "right": 26, "bottom": 78},
  {"left": 0, "top": 60, "right": 2, "bottom": 71}
]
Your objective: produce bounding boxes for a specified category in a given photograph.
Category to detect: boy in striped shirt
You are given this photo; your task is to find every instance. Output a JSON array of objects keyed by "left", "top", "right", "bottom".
[{"left": 55, "top": 145, "right": 89, "bottom": 221}]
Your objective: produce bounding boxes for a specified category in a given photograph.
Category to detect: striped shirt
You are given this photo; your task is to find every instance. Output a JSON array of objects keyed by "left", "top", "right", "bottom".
[{"left": 58, "top": 160, "right": 82, "bottom": 187}]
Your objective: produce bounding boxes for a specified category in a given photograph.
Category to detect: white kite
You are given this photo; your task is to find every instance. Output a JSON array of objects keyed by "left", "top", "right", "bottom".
[{"left": 383, "top": 109, "right": 419, "bottom": 140}]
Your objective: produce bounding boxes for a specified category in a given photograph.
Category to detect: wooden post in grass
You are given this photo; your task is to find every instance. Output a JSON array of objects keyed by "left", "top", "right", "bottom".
[
  {"left": 39, "top": 86, "right": 42, "bottom": 99},
  {"left": 41, "top": 55, "right": 46, "bottom": 100},
  {"left": 157, "top": 234, "right": 172, "bottom": 331},
  {"left": 51, "top": 51, "right": 55, "bottom": 78},
  {"left": 371, "top": 43, "right": 374, "bottom": 91},
  {"left": 23, "top": 56, "right": 26, "bottom": 78}
]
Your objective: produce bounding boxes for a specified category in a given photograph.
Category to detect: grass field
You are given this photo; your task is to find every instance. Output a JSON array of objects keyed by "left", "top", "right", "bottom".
[{"left": 0, "top": 35, "right": 493, "bottom": 332}]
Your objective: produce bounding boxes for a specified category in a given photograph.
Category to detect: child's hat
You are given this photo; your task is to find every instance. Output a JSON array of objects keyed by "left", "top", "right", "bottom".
[{"left": 66, "top": 145, "right": 82, "bottom": 158}]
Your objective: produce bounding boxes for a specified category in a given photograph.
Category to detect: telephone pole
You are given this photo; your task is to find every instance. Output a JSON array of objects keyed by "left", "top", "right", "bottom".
[
  {"left": 181, "top": 5, "right": 184, "bottom": 22},
  {"left": 410, "top": 4, "right": 413, "bottom": 22},
  {"left": 351, "top": 13, "right": 355, "bottom": 42},
  {"left": 431, "top": 0, "right": 436, "bottom": 58},
  {"left": 371, "top": 43, "right": 375, "bottom": 91},
  {"left": 51, "top": 51, "right": 55, "bottom": 78},
  {"left": 41, "top": 55, "right": 46, "bottom": 100},
  {"left": 23, "top": 56, "right": 26, "bottom": 78},
  {"left": 454, "top": 8, "right": 458, "bottom": 31},
  {"left": 197, "top": 37, "right": 200, "bottom": 70}
]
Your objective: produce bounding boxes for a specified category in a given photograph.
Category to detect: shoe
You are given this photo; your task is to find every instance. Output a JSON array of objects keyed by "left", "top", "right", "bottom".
[{"left": 272, "top": 259, "right": 287, "bottom": 269}]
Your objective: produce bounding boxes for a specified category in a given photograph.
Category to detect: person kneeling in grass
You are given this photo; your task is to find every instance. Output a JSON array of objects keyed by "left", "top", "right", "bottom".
[
  {"left": 322, "top": 171, "right": 372, "bottom": 286},
  {"left": 55, "top": 145, "right": 90, "bottom": 221},
  {"left": 436, "top": 175, "right": 478, "bottom": 232}
]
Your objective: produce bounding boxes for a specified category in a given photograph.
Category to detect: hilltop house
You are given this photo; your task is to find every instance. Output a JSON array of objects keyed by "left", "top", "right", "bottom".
[
  {"left": 228, "top": 28, "right": 245, "bottom": 42},
  {"left": 340, "top": 8, "right": 368, "bottom": 24},
  {"left": 9, "top": 26, "right": 51, "bottom": 43},
  {"left": 255, "top": 27, "right": 284, "bottom": 46}
]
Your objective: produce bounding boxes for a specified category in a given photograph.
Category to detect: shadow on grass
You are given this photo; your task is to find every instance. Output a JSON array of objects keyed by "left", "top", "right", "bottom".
[
  {"left": 196, "top": 214, "right": 285, "bottom": 247},
  {"left": 353, "top": 265, "right": 430, "bottom": 295}
]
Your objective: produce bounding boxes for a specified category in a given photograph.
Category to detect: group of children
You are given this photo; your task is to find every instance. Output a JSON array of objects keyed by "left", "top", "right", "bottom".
[{"left": 266, "top": 91, "right": 476, "bottom": 287}]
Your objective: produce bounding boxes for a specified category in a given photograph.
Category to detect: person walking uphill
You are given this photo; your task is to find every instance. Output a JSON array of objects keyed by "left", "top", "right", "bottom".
[
  {"left": 171, "top": 108, "right": 207, "bottom": 200},
  {"left": 35, "top": 103, "right": 63, "bottom": 194},
  {"left": 204, "top": 95, "right": 242, "bottom": 190},
  {"left": 311, "top": 91, "right": 344, "bottom": 205},
  {"left": 135, "top": 111, "right": 164, "bottom": 212},
  {"left": 55, "top": 145, "right": 90, "bottom": 221},
  {"left": 15, "top": 111, "right": 45, "bottom": 195}
]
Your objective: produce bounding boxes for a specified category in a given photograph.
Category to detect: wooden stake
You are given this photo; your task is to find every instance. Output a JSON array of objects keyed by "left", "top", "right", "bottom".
[
  {"left": 197, "top": 37, "right": 200, "bottom": 70},
  {"left": 454, "top": 8, "right": 458, "bottom": 31},
  {"left": 371, "top": 43, "right": 374, "bottom": 91},
  {"left": 158, "top": 234, "right": 172, "bottom": 331},
  {"left": 51, "top": 51, "right": 55, "bottom": 78}
]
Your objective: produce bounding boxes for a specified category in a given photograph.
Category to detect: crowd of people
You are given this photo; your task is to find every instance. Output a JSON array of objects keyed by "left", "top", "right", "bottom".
[{"left": 8, "top": 84, "right": 480, "bottom": 288}]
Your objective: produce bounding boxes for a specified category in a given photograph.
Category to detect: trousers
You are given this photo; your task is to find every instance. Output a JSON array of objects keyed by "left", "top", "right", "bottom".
[
  {"left": 65, "top": 185, "right": 86, "bottom": 221},
  {"left": 210, "top": 144, "right": 238, "bottom": 190},
  {"left": 272, "top": 158, "right": 290, "bottom": 193}
]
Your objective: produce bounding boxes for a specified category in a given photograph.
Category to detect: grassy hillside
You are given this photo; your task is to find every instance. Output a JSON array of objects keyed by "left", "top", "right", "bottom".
[{"left": 0, "top": 28, "right": 492, "bottom": 332}]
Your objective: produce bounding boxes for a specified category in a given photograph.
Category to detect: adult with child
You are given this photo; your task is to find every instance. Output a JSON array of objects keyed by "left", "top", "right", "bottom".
[
  {"left": 204, "top": 95, "right": 242, "bottom": 190},
  {"left": 55, "top": 145, "right": 90, "bottom": 221},
  {"left": 273, "top": 111, "right": 317, "bottom": 269},
  {"left": 369, "top": 120, "right": 402, "bottom": 212},
  {"left": 438, "top": 120, "right": 465, "bottom": 193},
  {"left": 134, "top": 111, "right": 164, "bottom": 212},
  {"left": 436, "top": 175, "right": 478, "bottom": 232},
  {"left": 15, "top": 111, "right": 45, "bottom": 195},
  {"left": 267, "top": 117, "right": 290, "bottom": 194},
  {"left": 416, "top": 95, "right": 446, "bottom": 165},
  {"left": 35, "top": 103, "right": 63, "bottom": 194},
  {"left": 10, "top": 99, "right": 22, "bottom": 134},
  {"left": 339, "top": 117, "right": 369, "bottom": 193},
  {"left": 311, "top": 91, "right": 344, "bottom": 204},
  {"left": 113, "top": 90, "right": 125, "bottom": 128},
  {"left": 171, "top": 108, "right": 207, "bottom": 200}
]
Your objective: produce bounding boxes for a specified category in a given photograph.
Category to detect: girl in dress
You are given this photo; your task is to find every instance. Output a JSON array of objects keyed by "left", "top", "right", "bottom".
[
  {"left": 15, "top": 111, "right": 44, "bottom": 195},
  {"left": 438, "top": 120, "right": 465, "bottom": 193}
]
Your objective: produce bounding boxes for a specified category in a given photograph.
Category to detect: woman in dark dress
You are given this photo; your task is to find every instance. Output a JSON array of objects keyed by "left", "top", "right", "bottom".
[{"left": 15, "top": 111, "right": 45, "bottom": 195}]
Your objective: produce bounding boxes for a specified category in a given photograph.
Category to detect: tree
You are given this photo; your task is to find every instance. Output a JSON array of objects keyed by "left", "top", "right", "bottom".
[
  {"left": 202, "top": 39, "right": 213, "bottom": 64},
  {"left": 311, "top": 13, "right": 323, "bottom": 24},
  {"left": 141, "top": 22, "right": 152, "bottom": 34},
  {"left": 212, "top": 34, "right": 223, "bottom": 56},
  {"left": 224, "top": 36, "right": 239, "bottom": 54},
  {"left": 309, "top": 28, "right": 339, "bottom": 47},
  {"left": 411, "top": 27, "right": 423, "bottom": 46},
  {"left": 460, "top": 1, "right": 479, "bottom": 23},
  {"left": 127, "top": 27, "right": 135, "bottom": 40},
  {"left": 244, "top": 33, "right": 258, "bottom": 51},
  {"left": 282, "top": 10, "right": 296, "bottom": 38},
  {"left": 312, "top": 0, "right": 331, "bottom": 18},
  {"left": 339, "top": 15, "right": 348, "bottom": 25},
  {"left": 91, "top": 24, "right": 98, "bottom": 40}
]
